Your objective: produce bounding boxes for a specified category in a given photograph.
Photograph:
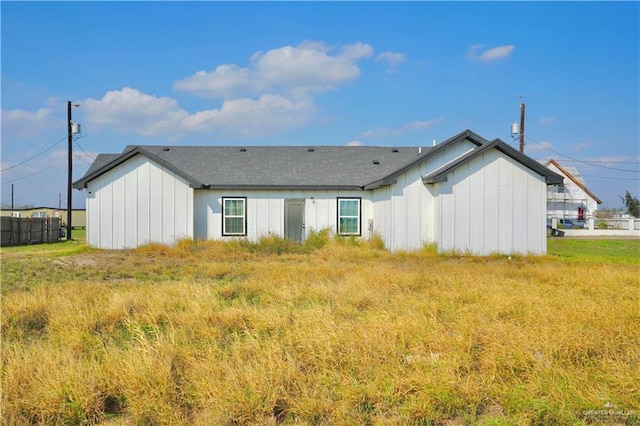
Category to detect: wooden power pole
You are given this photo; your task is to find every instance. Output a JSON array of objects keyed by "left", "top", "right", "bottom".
[{"left": 67, "top": 101, "right": 73, "bottom": 240}]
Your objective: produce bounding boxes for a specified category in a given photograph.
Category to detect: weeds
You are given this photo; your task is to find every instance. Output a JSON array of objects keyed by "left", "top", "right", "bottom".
[{"left": 1, "top": 238, "right": 639, "bottom": 424}]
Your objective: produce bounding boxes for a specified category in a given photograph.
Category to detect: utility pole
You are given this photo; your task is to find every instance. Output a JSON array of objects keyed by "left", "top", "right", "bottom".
[
  {"left": 66, "top": 101, "right": 81, "bottom": 239},
  {"left": 67, "top": 101, "right": 73, "bottom": 240},
  {"left": 519, "top": 101, "right": 526, "bottom": 154},
  {"left": 11, "top": 184, "right": 14, "bottom": 209}
]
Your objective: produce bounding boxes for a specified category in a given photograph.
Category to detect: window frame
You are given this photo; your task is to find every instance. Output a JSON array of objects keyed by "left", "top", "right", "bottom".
[
  {"left": 222, "top": 197, "right": 247, "bottom": 236},
  {"left": 337, "top": 197, "right": 362, "bottom": 236}
]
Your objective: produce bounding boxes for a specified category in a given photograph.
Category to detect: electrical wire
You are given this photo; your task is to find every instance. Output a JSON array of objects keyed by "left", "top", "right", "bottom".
[
  {"left": 75, "top": 155, "right": 94, "bottom": 166},
  {"left": 580, "top": 174, "right": 640, "bottom": 181},
  {"left": 556, "top": 159, "right": 639, "bottom": 165},
  {"left": 0, "top": 136, "right": 66, "bottom": 173},
  {"left": 525, "top": 135, "right": 639, "bottom": 173},
  {"left": 0, "top": 157, "right": 68, "bottom": 185},
  {"left": 74, "top": 138, "right": 96, "bottom": 162}
]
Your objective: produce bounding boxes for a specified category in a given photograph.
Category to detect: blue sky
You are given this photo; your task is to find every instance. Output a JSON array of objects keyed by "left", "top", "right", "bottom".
[{"left": 1, "top": 1, "right": 638, "bottom": 209}]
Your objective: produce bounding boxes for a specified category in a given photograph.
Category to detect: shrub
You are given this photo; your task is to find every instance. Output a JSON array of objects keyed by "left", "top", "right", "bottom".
[{"left": 303, "top": 228, "right": 331, "bottom": 250}]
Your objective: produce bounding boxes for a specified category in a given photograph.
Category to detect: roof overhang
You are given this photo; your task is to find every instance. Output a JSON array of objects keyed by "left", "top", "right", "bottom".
[
  {"left": 199, "top": 184, "right": 365, "bottom": 191},
  {"left": 363, "top": 129, "right": 488, "bottom": 189},
  {"left": 72, "top": 146, "right": 205, "bottom": 189},
  {"left": 422, "top": 139, "right": 565, "bottom": 185}
]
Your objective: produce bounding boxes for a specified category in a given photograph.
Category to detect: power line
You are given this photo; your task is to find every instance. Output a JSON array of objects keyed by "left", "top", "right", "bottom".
[
  {"left": 74, "top": 138, "right": 96, "bottom": 162},
  {"left": 581, "top": 174, "right": 640, "bottom": 181},
  {"left": 75, "top": 155, "right": 94, "bottom": 166},
  {"left": 560, "top": 159, "right": 640, "bottom": 165},
  {"left": 0, "top": 136, "right": 66, "bottom": 173},
  {"left": 0, "top": 157, "right": 68, "bottom": 185},
  {"left": 526, "top": 135, "right": 638, "bottom": 173}
]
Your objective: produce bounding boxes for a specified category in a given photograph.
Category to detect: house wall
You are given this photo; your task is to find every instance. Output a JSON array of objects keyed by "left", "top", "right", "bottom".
[
  {"left": 194, "top": 189, "right": 374, "bottom": 242},
  {"left": 371, "top": 138, "right": 477, "bottom": 251},
  {"left": 434, "top": 150, "right": 547, "bottom": 255},
  {"left": 85, "top": 155, "right": 193, "bottom": 249}
]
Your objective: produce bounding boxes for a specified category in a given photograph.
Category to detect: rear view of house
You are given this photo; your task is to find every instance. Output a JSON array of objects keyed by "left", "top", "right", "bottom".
[{"left": 74, "top": 129, "right": 563, "bottom": 255}]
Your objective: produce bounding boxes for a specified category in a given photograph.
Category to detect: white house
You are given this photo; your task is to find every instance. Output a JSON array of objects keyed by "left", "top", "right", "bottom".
[
  {"left": 73, "top": 130, "right": 563, "bottom": 255},
  {"left": 543, "top": 159, "right": 601, "bottom": 222}
]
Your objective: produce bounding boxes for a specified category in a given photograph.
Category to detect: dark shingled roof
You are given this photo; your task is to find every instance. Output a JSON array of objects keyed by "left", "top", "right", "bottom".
[
  {"left": 73, "top": 129, "right": 564, "bottom": 190},
  {"left": 74, "top": 145, "right": 431, "bottom": 189}
]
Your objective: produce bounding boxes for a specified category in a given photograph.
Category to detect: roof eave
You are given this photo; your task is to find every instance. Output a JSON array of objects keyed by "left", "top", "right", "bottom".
[
  {"left": 364, "top": 178, "right": 397, "bottom": 190},
  {"left": 422, "top": 175, "right": 447, "bottom": 184},
  {"left": 420, "top": 139, "right": 566, "bottom": 185},
  {"left": 73, "top": 147, "right": 205, "bottom": 189},
  {"left": 369, "top": 129, "right": 489, "bottom": 188},
  {"left": 200, "top": 184, "right": 365, "bottom": 191}
]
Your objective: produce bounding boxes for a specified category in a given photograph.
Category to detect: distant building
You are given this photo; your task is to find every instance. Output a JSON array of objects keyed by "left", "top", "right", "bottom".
[
  {"left": 542, "top": 159, "right": 601, "bottom": 220},
  {"left": 0, "top": 207, "right": 86, "bottom": 229}
]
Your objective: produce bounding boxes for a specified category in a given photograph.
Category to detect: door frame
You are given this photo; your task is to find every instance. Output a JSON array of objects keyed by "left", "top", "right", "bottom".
[{"left": 284, "top": 198, "right": 305, "bottom": 243}]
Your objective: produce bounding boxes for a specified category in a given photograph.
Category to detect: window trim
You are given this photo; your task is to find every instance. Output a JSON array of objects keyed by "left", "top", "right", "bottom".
[
  {"left": 337, "top": 197, "right": 362, "bottom": 236},
  {"left": 222, "top": 197, "right": 247, "bottom": 236}
]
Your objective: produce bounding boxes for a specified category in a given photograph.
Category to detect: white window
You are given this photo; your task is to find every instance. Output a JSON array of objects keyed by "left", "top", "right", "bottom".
[
  {"left": 222, "top": 197, "right": 246, "bottom": 236},
  {"left": 337, "top": 198, "right": 361, "bottom": 235}
]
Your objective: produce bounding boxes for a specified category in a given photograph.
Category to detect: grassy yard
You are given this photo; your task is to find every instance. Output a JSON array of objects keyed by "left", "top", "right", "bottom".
[{"left": 1, "top": 237, "right": 638, "bottom": 424}]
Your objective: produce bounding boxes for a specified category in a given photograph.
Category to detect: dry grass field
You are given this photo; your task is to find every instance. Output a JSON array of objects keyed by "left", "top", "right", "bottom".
[{"left": 1, "top": 234, "right": 639, "bottom": 425}]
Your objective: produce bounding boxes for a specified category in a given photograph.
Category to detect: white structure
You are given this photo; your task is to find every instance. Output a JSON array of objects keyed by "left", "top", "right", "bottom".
[
  {"left": 74, "top": 130, "right": 563, "bottom": 255},
  {"left": 543, "top": 159, "right": 601, "bottom": 222}
]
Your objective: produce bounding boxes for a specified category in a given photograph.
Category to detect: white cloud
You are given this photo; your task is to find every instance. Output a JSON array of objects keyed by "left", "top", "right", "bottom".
[
  {"left": 538, "top": 116, "right": 555, "bottom": 125},
  {"left": 341, "top": 42, "right": 375, "bottom": 60},
  {"left": 175, "top": 41, "right": 374, "bottom": 99},
  {"left": 362, "top": 117, "right": 444, "bottom": 139},
  {"left": 362, "top": 127, "right": 403, "bottom": 139},
  {"left": 346, "top": 140, "right": 363, "bottom": 146},
  {"left": 81, "top": 88, "right": 314, "bottom": 139},
  {"left": 81, "top": 41, "right": 378, "bottom": 140},
  {"left": 1, "top": 108, "right": 56, "bottom": 139},
  {"left": 585, "top": 155, "right": 640, "bottom": 163},
  {"left": 182, "top": 95, "right": 315, "bottom": 137},
  {"left": 376, "top": 51, "right": 406, "bottom": 67},
  {"left": 405, "top": 118, "right": 444, "bottom": 130},
  {"left": 82, "top": 87, "right": 188, "bottom": 136},
  {"left": 173, "top": 65, "right": 260, "bottom": 99},
  {"left": 524, "top": 140, "right": 553, "bottom": 154},
  {"left": 467, "top": 44, "right": 515, "bottom": 62},
  {"left": 571, "top": 141, "right": 593, "bottom": 153}
]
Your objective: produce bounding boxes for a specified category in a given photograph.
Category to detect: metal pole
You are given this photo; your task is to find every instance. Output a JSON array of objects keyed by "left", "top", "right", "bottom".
[
  {"left": 11, "top": 184, "right": 14, "bottom": 209},
  {"left": 67, "top": 101, "right": 73, "bottom": 240},
  {"left": 519, "top": 102, "right": 525, "bottom": 154}
]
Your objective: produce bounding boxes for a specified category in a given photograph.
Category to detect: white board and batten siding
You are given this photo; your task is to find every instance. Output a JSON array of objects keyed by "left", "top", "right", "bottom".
[
  {"left": 86, "top": 155, "right": 193, "bottom": 249},
  {"left": 372, "top": 171, "right": 433, "bottom": 252},
  {"left": 371, "top": 138, "right": 478, "bottom": 252},
  {"left": 435, "top": 150, "right": 547, "bottom": 255},
  {"left": 194, "top": 189, "right": 374, "bottom": 241}
]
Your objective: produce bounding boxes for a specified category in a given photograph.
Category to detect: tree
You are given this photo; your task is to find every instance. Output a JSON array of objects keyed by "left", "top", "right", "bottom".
[{"left": 620, "top": 190, "right": 640, "bottom": 217}]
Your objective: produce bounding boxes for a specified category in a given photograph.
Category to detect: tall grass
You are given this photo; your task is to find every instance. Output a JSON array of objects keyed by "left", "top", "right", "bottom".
[{"left": 1, "top": 238, "right": 639, "bottom": 424}]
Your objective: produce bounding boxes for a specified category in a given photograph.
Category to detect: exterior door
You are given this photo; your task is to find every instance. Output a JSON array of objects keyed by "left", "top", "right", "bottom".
[{"left": 284, "top": 199, "right": 305, "bottom": 243}]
